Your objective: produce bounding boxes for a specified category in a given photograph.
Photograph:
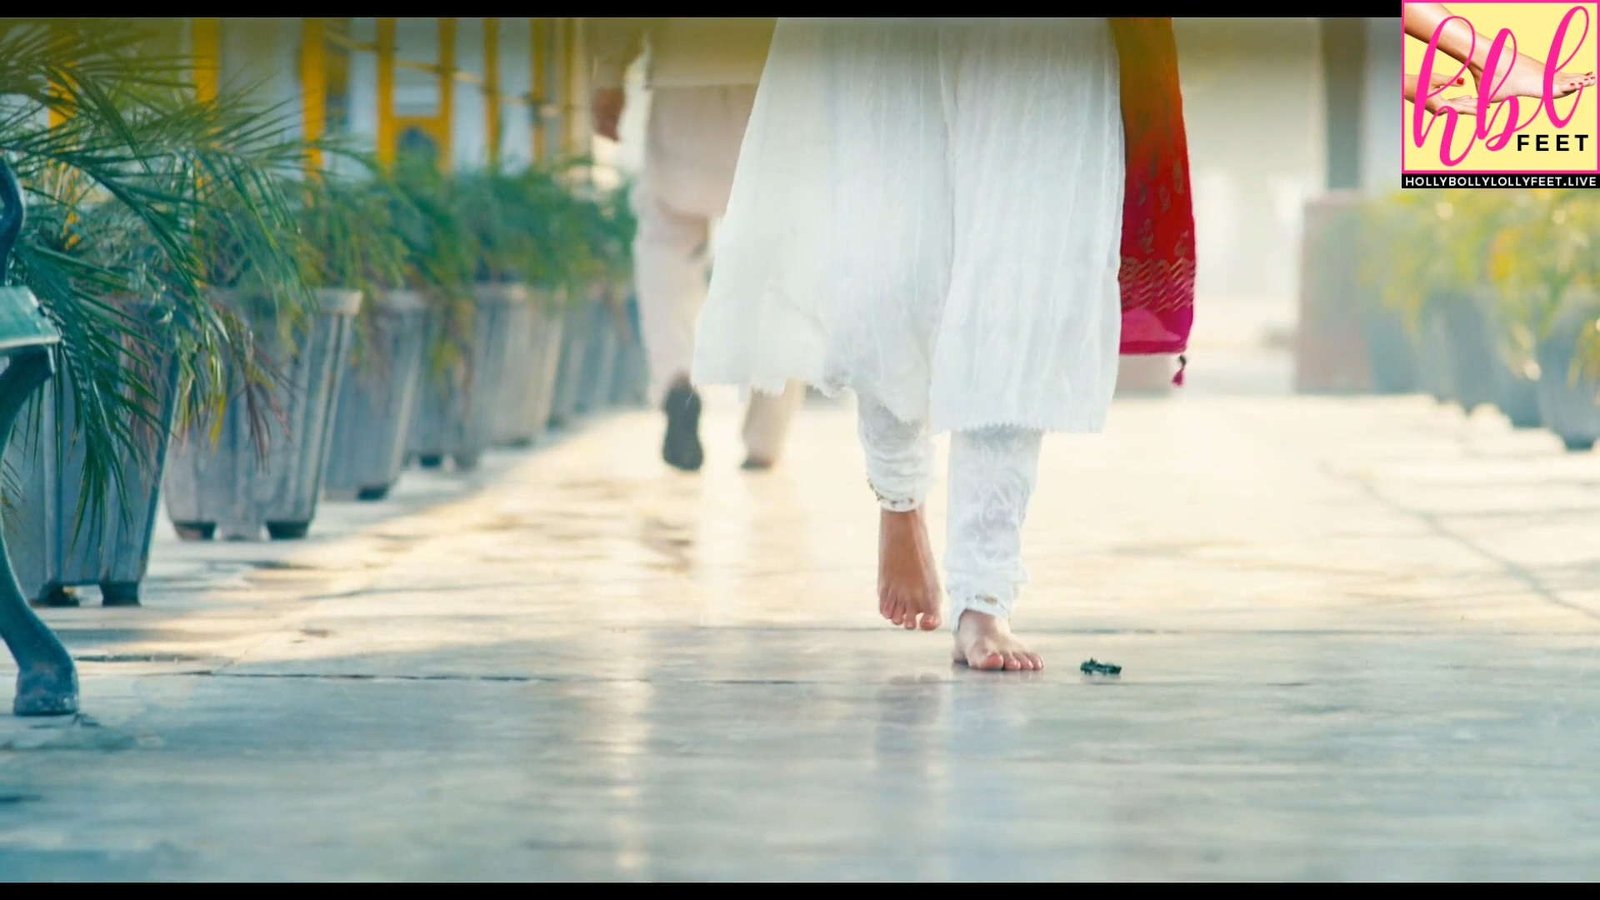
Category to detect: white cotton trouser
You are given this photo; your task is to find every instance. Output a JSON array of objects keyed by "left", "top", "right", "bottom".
[
  {"left": 632, "top": 85, "right": 804, "bottom": 462},
  {"left": 856, "top": 394, "right": 1043, "bottom": 628}
]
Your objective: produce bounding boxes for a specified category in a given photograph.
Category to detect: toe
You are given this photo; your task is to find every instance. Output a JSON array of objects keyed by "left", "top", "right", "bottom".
[
  {"left": 1003, "top": 653, "right": 1024, "bottom": 671},
  {"left": 919, "top": 610, "right": 942, "bottom": 631},
  {"left": 1027, "top": 652, "right": 1045, "bottom": 670},
  {"left": 903, "top": 611, "right": 919, "bottom": 630}
]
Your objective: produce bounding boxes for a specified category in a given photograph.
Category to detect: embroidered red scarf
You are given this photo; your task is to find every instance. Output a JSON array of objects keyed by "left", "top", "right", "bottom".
[{"left": 1110, "top": 18, "right": 1196, "bottom": 381}]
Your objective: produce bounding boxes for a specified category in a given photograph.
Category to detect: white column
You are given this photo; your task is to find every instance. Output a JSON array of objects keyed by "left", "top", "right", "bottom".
[
  {"left": 1360, "top": 17, "right": 1402, "bottom": 194},
  {"left": 451, "top": 18, "right": 487, "bottom": 171},
  {"left": 500, "top": 18, "right": 533, "bottom": 169}
]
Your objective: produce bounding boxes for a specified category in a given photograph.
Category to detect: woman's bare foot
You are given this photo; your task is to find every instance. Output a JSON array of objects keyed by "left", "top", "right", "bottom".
[
  {"left": 1470, "top": 51, "right": 1594, "bottom": 103},
  {"left": 952, "top": 610, "right": 1043, "bottom": 671},
  {"left": 1426, "top": 94, "right": 1481, "bottom": 116},
  {"left": 1405, "top": 71, "right": 1479, "bottom": 115},
  {"left": 878, "top": 508, "right": 941, "bottom": 631},
  {"left": 1411, "top": 71, "right": 1467, "bottom": 91}
]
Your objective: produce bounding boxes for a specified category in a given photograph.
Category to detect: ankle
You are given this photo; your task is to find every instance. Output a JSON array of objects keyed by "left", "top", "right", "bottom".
[{"left": 956, "top": 608, "right": 1010, "bottom": 634}]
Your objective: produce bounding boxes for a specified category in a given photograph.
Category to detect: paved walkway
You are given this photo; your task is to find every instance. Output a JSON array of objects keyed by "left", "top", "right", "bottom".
[{"left": 2, "top": 372, "right": 1599, "bottom": 880}]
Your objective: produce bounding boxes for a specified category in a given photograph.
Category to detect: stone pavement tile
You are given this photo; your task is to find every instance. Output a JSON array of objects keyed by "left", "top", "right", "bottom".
[{"left": 0, "top": 391, "right": 1598, "bottom": 880}]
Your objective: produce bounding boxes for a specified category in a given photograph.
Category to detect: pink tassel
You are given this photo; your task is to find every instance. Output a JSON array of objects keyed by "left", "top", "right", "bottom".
[{"left": 1171, "top": 354, "right": 1187, "bottom": 387}]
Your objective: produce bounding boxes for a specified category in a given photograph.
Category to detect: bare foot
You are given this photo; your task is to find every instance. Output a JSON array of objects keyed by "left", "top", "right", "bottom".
[
  {"left": 1470, "top": 51, "right": 1594, "bottom": 103},
  {"left": 878, "top": 508, "right": 941, "bottom": 631},
  {"left": 1405, "top": 71, "right": 1478, "bottom": 115},
  {"left": 1410, "top": 71, "right": 1467, "bottom": 91},
  {"left": 1426, "top": 93, "right": 1480, "bottom": 116},
  {"left": 952, "top": 610, "right": 1043, "bottom": 671}
]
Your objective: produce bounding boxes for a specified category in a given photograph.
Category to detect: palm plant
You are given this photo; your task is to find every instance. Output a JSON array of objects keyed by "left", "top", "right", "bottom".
[
  {"left": 1, "top": 19, "right": 311, "bottom": 525},
  {"left": 382, "top": 150, "right": 476, "bottom": 375},
  {"left": 1480, "top": 190, "right": 1598, "bottom": 372}
]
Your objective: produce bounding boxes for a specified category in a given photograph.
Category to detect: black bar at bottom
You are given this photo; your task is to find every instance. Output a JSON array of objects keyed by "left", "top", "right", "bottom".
[{"left": 1402, "top": 173, "right": 1600, "bottom": 189}]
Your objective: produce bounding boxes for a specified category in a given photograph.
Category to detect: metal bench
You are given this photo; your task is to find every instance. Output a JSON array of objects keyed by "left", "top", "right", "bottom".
[{"left": 0, "top": 159, "right": 77, "bottom": 716}]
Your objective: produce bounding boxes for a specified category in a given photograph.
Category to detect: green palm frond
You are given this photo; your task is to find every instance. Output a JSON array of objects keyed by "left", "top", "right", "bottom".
[{"left": 1, "top": 18, "right": 312, "bottom": 532}]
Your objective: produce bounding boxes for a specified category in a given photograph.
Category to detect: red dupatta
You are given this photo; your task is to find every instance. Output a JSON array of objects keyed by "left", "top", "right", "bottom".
[{"left": 1110, "top": 18, "right": 1196, "bottom": 383}]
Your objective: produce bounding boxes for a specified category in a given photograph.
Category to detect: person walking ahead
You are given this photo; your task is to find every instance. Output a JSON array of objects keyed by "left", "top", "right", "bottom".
[{"left": 589, "top": 18, "right": 806, "bottom": 473}]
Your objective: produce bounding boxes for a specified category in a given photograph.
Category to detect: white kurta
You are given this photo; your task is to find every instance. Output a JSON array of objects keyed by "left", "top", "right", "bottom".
[{"left": 691, "top": 18, "right": 1128, "bottom": 434}]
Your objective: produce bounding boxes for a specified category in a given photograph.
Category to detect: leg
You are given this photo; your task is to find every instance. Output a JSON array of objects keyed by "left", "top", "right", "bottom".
[
  {"left": 632, "top": 180, "right": 712, "bottom": 471},
  {"left": 857, "top": 393, "right": 941, "bottom": 631},
  {"left": 740, "top": 380, "right": 806, "bottom": 470},
  {"left": 946, "top": 426, "right": 1045, "bottom": 671},
  {"left": 1403, "top": 3, "right": 1594, "bottom": 102}
]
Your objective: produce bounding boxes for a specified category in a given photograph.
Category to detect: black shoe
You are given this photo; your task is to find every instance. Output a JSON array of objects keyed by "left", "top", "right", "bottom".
[{"left": 661, "top": 383, "right": 704, "bottom": 472}]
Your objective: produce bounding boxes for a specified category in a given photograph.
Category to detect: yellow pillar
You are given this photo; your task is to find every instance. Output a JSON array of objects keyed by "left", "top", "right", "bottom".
[
  {"left": 560, "top": 18, "right": 578, "bottom": 157},
  {"left": 437, "top": 17, "right": 457, "bottom": 172},
  {"left": 301, "top": 19, "right": 327, "bottom": 173},
  {"left": 484, "top": 18, "right": 501, "bottom": 169},
  {"left": 192, "top": 18, "right": 221, "bottom": 104},
  {"left": 376, "top": 18, "right": 397, "bottom": 169}
]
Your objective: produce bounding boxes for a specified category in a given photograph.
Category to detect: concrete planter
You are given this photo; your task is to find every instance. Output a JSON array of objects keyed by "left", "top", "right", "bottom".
[
  {"left": 323, "top": 290, "right": 428, "bottom": 501},
  {"left": 4, "top": 301, "right": 177, "bottom": 606},
  {"left": 527, "top": 293, "right": 568, "bottom": 433},
  {"left": 1414, "top": 295, "right": 1458, "bottom": 405},
  {"left": 1435, "top": 290, "right": 1501, "bottom": 415},
  {"left": 548, "top": 295, "right": 595, "bottom": 428},
  {"left": 164, "top": 288, "right": 362, "bottom": 540},
  {"left": 1360, "top": 304, "right": 1418, "bottom": 395},
  {"left": 1535, "top": 297, "right": 1600, "bottom": 452},
  {"left": 609, "top": 292, "right": 649, "bottom": 408},
  {"left": 492, "top": 288, "right": 564, "bottom": 447},
  {"left": 408, "top": 283, "right": 528, "bottom": 471},
  {"left": 576, "top": 294, "right": 622, "bottom": 415},
  {"left": 1494, "top": 364, "right": 1543, "bottom": 429}
]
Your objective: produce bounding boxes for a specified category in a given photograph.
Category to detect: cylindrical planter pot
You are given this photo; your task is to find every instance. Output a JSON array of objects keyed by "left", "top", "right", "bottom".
[
  {"left": 528, "top": 293, "right": 568, "bottom": 435},
  {"left": 1535, "top": 297, "right": 1600, "bottom": 452},
  {"left": 164, "top": 288, "right": 362, "bottom": 541},
  {"left": 548, "top": 296, "right": 595, "bottom": 428},
  {"left": 323, "top": 290, "right": 428, "bottom": 501},
  {"left": 492, "top": 288, "right": 567, "bottom": 447},
  {"left": 1415, "top": 296, "right": 1458, "bottom": 405},
  {"left": 1436, "top": 290, "right": 1499, "bottom": 414},
  {"left": 1360, "top": 303, "right": 1419, "bottom": 395},
  {"left": 489, "top": 290, "right": 538, "bottom": 447},
  {"left": 408, "top": 283, "right": 528, "bottom": 471},
  {"left": 1491, "top": 350, "right": 1543, "bottom": 429},
  {"left": 576, "top": 296, "right": 622, "bottom": 415},
  {"left": 4, "top": 302, "right": 178, "bottom": 606}
]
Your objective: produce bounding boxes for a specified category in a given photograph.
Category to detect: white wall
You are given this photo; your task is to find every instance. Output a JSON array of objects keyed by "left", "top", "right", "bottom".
[
  {"left": 1175, "top": 17, "right": 1324, "bottom": 314},
  {"left": 1360, "top": 17, "right": 1402, "bottom": 194}
]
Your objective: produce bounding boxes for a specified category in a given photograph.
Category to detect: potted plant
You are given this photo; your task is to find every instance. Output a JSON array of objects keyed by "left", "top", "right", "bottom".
[
  {"left": 399, "top": 157, "right": 517, "bottom": 472},
  {"left": 486, "top": 164, "right": 577, "bottom": 448},
  {"left": 546, "top": 175, "right": 636, "bottom": 425},
  {"left": 572, "top": 182, "right": 637, "bottom": 416},
  {"left": 311, "top": 167, "right": 425, "bottom": 502},
  {"left": 1492, "top": 190, "right": 1600, "bottom": 450},
  {"left": 4, "top": 190, "right": 179, "bottom": 607},
  {"left": 3, "top": 21, "right": 315, "bottom": 589},
  {"left": 1351, "top": 193, "right": 1421, "bottom": 395},
  {"left": 161, "top": 156, "right": 356, "bottom": 541}
]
